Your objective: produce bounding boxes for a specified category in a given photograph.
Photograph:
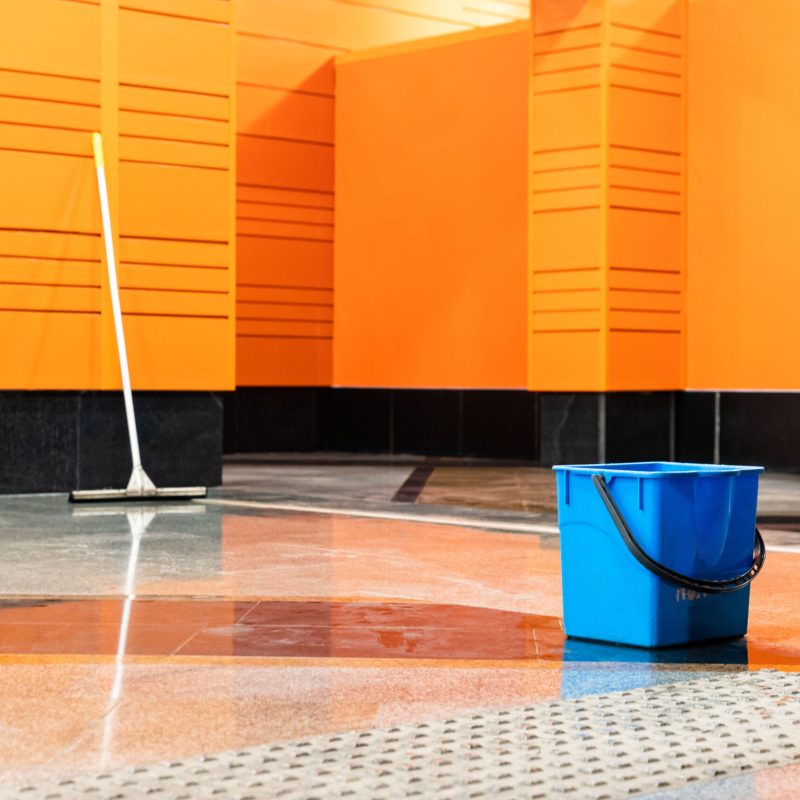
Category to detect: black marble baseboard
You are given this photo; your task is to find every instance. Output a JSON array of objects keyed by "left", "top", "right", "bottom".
[
  {"left": 719, "top": 393, "right": 800, "bottom": 470},
  {"left": 0, "top": 391, "right": 223, "bottom": 494},
  {"left": 223, "top": 388, "right": 800, "bottom": 470},
  {"left": 225, "top": 388, "right": 540, "bottom": 460},
  {"left": 540, "top": 392, "right": 674, "bottom": 465}
]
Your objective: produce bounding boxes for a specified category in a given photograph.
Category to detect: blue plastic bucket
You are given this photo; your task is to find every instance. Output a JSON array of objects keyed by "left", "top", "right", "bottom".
[{"left": 553, "top": 462, "right": 765, "bottom": 648}]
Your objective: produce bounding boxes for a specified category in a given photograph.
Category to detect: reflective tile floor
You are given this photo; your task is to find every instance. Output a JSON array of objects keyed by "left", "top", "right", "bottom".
[{"left": 0, "top": 456, "right": 799, "bottom": 797}]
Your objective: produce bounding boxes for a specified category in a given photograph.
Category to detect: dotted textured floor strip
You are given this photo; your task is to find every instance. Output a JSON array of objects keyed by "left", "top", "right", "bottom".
[{"left": 5, "top": 670, "right": 800, "bottom": 800}]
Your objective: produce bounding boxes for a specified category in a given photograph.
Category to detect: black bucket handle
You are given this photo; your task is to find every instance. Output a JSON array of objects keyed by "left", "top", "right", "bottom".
[{"left": 592, "top": 473, "right": 765, "bottom": 595}]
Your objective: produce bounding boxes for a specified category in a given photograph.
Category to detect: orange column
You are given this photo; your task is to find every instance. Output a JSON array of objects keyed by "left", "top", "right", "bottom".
[{"left": 529, "top": 0, "right": 686, "bottom": 392}]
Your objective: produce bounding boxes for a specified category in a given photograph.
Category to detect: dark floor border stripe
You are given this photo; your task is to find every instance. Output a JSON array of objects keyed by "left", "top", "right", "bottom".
[{"left": 392, "top": 466, "right": 435, "bottom": 503}]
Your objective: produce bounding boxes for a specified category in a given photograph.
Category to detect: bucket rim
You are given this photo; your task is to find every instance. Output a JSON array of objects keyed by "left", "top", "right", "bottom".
[{"left": 552, "top": 461, "right": 764, "bottom": 478}]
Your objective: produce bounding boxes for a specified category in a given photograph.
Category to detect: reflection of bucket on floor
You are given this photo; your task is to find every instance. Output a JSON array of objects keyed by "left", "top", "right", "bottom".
[
  {"left": 559, "top": 637, "right": 749, "bottom": 699},
  {"left": 561, "top": 638, "right": 748, "bottom": 698},
  {"left": 553, "top": 462, "right": 765, "bottom": 648}
]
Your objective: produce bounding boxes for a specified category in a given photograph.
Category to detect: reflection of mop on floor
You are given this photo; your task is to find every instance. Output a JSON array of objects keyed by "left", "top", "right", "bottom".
[
  {"left": 70, "top": 504, "right": 206, "bottom": 766},
  {"left": 70, "top": 133, "right": 206, "bottom": 503}
]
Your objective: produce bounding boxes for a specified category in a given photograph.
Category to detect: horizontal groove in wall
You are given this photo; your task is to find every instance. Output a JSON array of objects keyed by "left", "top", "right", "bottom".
[
  {"left": 533, "top": 184, "right": 601, "bottom": 194},
  {"left": 533, "top": 163, "right": 601, "bottom": 175},
  {"left": 533, "top": 44, "right": 600, "bottom": 57},
  {"left": 610, "top": 22, "right": 681, "bottom": 40},
  {"left": 609, "top": 184, "right": 681, "bottom": 196},
  {"left": 534, "top": 83, "right": 601, "bottom": 96},
  {"left": 237, "top": 233, "right": 334, "bottom": 244},
  {"left": 0, "top": 255, "right": 100, "bottom": 264},
  {"left": 609, "top": 43, "right": 681, "bottom": 59},
  {"left": 237, "top": 316, "right": 332, "bottom": 324},
  {"left": 610, "top": 163, "right": 680, "bottom": 176},
  {"left": 610, "top": 307, "right": 680, "bottom": 313},
  {"left": 534, "top": 23, "right": 601, "bottom": 37},
  {"left": 611, "top": 286, "right": 680, "bottom": 294},
  {"left": 610, "top": 266, "right": 681, "bottom": 274},
  {"left": 0, "top": 146, "right": 91, "bottom": 159},
  {"left": 237, "top": 300, "right": 333, "bottom": 308},
  {"left": 238, "top": 199, "right": 334, "bottom": 212},
  {"left": 0, "top": 91, "right": 99, "bottom": 109},
  {"left": 0, "top": 307, "right": 100, "bottom": 315},
  {"left": 0, "top": 68, "right": 98, "bottom": 86},
  {"left": 122, "top": 311, "right": 229, "bottom": 319},
  {"left": 533, "top": 205, "right": 601, "bottom": 214},
  {"left": 533, "top": 64, "right": 600, "bottom": 77},
  {"left": 119, "top": 106, "right": 228, "bottom": 123},
  {"left": 611, "top": 63, "right": 681, "bottom": 79},
  {"left": 533, "top": 266, "right": 601, "bottom": 274},
  {"left": 610, "top": 144, "right": 681, "bottom": 157},
  {"left": 0, "top": 119, "right": 94, "bottom": 134},
  {"left": 236, "top": 30, "right": 348, "bottom": 54},
  {"left": 532, "top": 328, "right": 600, "bottom": 334},
  {"left": 121, "top": 234, "right": 228, "bottom": 245},
  {"left": 119, "top": 285, "right": 228, "bottom": 295},
  {"left": 0, "top": 279, "right": 99, "bottom": 289},
  {"left": 237, "top": 81, "right": 334, "bottom": 100},
  {"left": 609, "top": 328, "right": 681, "bottom": 334},
  {"left": 0, "top": 227, "right": 99, "bottom": 238},
  {"left": 238, "top": 132, "right": 333, "bottom": 148},
  {"left": 610, "top": 205, "right": 681, "bottom": 216},
  {"left": 119, "top": 4, "right": 229, "bottom": 26},
  {"left": 236, "top": 333, "right": 332, "bottom": 340},
  {"left": 119, "top": 158, "right": 228, "bottom": 171},
  {"left": 534, "top": 144, "right": 600, "bottom": 155},
  {"left": 237, "top": 283, "right": 332, "bottom": 291},
  {"left": 237, "top": 218, "right": 333, "bottom": 228},
  {"left": 119, "top": 81, "right": 228, "bottom": 100},
  {"left": 121, "top": 260, "right": 227, "bottom": 270},
  {"left": 120, "top": 132, "right": 229, "bottom": 148},
  {"left": 533, "top": 288, "right": 600, "bottom": 294},
  {"left": 533, "top": 308, "right": 600, "bottom": 314},
  {"left": 236, "top": 182, "right": 334, "bottom": 195},
  {"left": 610, "top": 83, "right": 681, "bottom": 98}
]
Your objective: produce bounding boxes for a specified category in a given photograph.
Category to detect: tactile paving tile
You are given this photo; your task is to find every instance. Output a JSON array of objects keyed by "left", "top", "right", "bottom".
[{"left": 5, "top": 670, "right": 800, "bottom": 799}]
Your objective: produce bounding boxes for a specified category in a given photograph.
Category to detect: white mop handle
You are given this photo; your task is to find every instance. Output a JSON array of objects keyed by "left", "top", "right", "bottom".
[{"left": 92, "top": 132, "right": 143, "bottom": 472}]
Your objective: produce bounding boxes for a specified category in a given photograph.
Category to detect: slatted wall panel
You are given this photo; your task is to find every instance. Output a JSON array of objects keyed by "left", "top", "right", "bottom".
[
  {"left": 0, "top": 0, "right": 102, "bottom": 388},
  {"left": 0, "top": 0, "right": 236, "bottom": 390},
  {"left": 116, "top": 0, "right": 235, "bottom": 390},
  {"left": 235, "top": 0, "right": 530, "bottom": 387},
  {"left": 529, "top": 0, "right": 685, "bottom": 391},
  {"left": 530, "top": 1, "right": 605, "bottom": 390},
  {"left": 606, "top": 0, "right": 685, "bottom": 389}
]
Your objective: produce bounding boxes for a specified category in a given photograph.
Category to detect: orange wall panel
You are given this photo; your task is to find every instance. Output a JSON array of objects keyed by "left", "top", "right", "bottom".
[
  {"left": 0, "top": 312, "right": 101, "bottom": 390},
  {"left": 529, "top": 0, "right": 686, "bottom": 392},
  {"left": 235, "top": 1, "right": 530, "bottom": 388},
  {"left": 687, "top": 0, "right": 800, "bottom": 390},
  {"left": 334, "top": 25, "right": 529, "bottom": 389},
  {"left": 0, "top": 0, "right": 235, "bottom": 390}
]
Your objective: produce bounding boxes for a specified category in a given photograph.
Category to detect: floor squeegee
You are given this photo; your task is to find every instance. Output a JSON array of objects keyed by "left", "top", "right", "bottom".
[{"left": 69, "top": 133, "right": 207, "bottom": 502}]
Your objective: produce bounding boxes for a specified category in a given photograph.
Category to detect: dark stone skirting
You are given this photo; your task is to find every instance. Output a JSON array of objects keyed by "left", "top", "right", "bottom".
[{"left": 0, "top": 391, "right": 223, "bottom": 494}]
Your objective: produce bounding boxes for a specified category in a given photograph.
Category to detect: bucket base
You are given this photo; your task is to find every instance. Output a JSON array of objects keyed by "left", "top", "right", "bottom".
[{"left": 565, "top": 631, "right": 747, "bottom": 654}]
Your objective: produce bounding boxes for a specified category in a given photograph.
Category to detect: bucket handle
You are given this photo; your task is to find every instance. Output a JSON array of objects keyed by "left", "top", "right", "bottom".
[{"left": 592, "top": 474, "right": 765, "bottom": 595}]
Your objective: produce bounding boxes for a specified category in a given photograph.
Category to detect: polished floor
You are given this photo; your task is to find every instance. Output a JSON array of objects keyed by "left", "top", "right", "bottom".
[{"left": 0, "top": 457, "right": 799, "bottom": 797}]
